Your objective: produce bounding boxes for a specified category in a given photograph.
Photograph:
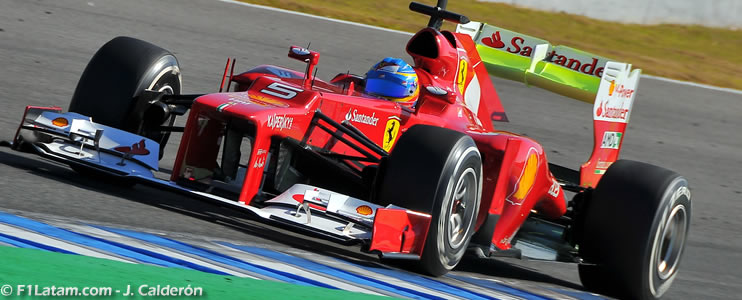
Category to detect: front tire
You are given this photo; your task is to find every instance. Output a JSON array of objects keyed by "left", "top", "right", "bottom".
[
  {"left": 578, "top": 160, "right": 691, "bottom": 299},
  {"left": 376, "top": 125, "right": 482, "bottom": 276},
  {"left": 69, "top": 36, "right": 182, "bottom": 156}
]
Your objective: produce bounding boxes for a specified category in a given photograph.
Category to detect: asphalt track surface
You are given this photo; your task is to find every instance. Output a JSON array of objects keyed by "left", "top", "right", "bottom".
[{"left": 0, "top": 0, "right": 740, "bottom": 299}]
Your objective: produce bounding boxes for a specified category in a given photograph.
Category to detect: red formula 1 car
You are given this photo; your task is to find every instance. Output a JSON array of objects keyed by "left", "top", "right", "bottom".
[{"left": 9, "top": 1, "right": 690, "bottom": 299}]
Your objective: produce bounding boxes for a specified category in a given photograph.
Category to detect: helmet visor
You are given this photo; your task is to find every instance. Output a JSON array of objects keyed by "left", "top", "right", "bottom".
[{"left": 366, "top": 77, "right": 416, "bottom": 98}]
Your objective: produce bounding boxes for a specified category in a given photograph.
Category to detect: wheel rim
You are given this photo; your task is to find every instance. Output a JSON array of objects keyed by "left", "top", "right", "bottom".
[
  {"left": 158, "top": 84, "right": 174, "bottom": 94},
  {"left": 655, "top": 204, "right": 688, "bottom": 280},
  {"left": 147, "top": 84, "right": 175, "bottom": 138},
  {"left": 447, "top": 168, "right": 477, "bottom": 249}
]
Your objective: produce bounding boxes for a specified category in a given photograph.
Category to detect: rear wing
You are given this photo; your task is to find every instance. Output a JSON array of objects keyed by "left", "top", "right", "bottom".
[{"left": 456, "top": 22, "right": 641, "bottom": 187}]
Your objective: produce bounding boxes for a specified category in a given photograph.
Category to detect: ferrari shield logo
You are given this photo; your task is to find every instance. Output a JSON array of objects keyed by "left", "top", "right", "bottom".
[
  {"left": 383, "top": 117, "right": 401, "bottom": 152},
  {"left": 457, "top": 59, "right": 468, "bottom": 95}
]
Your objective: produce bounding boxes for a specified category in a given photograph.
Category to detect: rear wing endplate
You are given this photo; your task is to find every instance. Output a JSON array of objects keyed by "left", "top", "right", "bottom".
[{"left": 457, "top": 22, "right": 642, "bottom": 187}]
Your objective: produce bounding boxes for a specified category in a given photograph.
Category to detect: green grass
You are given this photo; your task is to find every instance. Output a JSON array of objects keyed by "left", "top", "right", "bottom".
[
  {"left": 0, "top": 246, "right": 390, "bottom": 299},
  {"left": 241, "top": 0, "right": 742, "bottom": 91}
]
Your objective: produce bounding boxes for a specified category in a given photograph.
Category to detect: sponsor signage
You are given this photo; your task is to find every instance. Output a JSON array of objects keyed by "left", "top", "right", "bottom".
[
  {"left": 506, "top": 148, "right": 539, "bottom": 205},
  {"left": 477, "top": 24, "right": 610, "bottom": 79},
  {"left": 267, "top": 114, "right": 293, "bottom": 131},
  {"left": 546, "top": 45, "right": 609, "bottom": 78},
  {"left": 345, "top": 108, "right": 379, "bottom": 126},
  {"left": 478, "top": 26, "right": 548, "bottom": 58},
  {"left": 594, "top": 160, "right": 613, "bottom": 174},
  {"left": 253, "top": 149, "right": 268, "bottom": 169},
  {"left": 593, "top": 62, "right": 640, "bottom": 123},
  {"left": 356, "top": 205, "right": 373, "bottom": 216},
  {"left": 600, "top": 131, "right": 622, "bottom": 149}
]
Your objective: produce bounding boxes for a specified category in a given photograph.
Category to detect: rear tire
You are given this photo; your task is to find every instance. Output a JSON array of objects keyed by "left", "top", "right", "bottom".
[
  {"left": 578, "top": 160, "right": 691, "bottom": 300},
  {"left": 69, "top": 36, "right": 182, "bottom": 157},
  {"left": 376, "top": 125, "right": 482, "bottom": 276}
]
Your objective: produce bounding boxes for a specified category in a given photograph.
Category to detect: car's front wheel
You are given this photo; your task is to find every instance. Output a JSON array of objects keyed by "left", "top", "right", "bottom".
[
  {"left": 69, "top": 36, "right": 182, "bottom": 158},
  {"left": 375, "top": 125, "right": 482, "bottom": 276}
]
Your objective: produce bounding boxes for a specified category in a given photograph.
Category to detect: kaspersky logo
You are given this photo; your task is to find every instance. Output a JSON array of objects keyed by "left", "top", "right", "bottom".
[{"left": 266, "top": 113, "right": 293, "bottom": 131}]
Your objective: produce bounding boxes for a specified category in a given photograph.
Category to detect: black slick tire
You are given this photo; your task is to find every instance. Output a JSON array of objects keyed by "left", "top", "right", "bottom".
[
  {"left": 376, "top": 125, "right": 482, "bottom": 276},
  {"left": 69, "top": 36, "right": 181, "bottom": 155},
  {"left": 578, "top": 160, "right": 691, "bottom": 300}
]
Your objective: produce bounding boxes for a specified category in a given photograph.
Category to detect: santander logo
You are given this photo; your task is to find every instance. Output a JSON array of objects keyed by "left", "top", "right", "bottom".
[
  {"left": 480, "top": 30, "right": 606, "bottom": 78},
  {"left": 481, "top": 32, "right": 505, "bottom": 48},
  {"left": 480, "top": 31, "right": 534, "bottom": 57},
  {"left": 345, "top": 108, "right": 379, "bottom": 126},
  {"left": 596, "top": 80, "right": 633, "bottom": 121},
  {"left": 595, "top": 100, "right": 629, "bottom": 120}
]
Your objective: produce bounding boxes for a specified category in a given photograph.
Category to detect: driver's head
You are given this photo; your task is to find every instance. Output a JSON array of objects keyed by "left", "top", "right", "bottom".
[{"left": 365, "top": 57, "right": 419, "bottom": 104}]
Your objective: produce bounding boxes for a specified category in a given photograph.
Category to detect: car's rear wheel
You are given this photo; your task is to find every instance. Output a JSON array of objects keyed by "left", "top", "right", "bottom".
[
  {"left": 578, "top": 160, "right": 691, "bottom": 300},
  {"left": 69, "top": 36, "right": 182, "bottom": 158},
  {"left": 376, "top": 125, "right": 482, "bottom": 276}
]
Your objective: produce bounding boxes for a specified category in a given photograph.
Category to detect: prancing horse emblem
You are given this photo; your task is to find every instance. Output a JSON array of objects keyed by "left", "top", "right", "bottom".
[{"left": 383, "top": 117, "right": 401, "bottom": 152}]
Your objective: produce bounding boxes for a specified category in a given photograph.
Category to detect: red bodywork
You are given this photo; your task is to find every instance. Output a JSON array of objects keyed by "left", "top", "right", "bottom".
[{"left": 170, "top": 28, "right": 567, "bottom": 252}]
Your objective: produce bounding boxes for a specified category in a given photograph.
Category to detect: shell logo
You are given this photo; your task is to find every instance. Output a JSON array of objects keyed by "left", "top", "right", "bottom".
[
  {"left": 512, "top": 152, "right": 538, "bottom": 200},
  {"left": 51, "top": 117, "right": 69, "bottom": 127},
  {"left": 356, "top": 205, "right": 373, "bottom": 216},
  {"left": 506, "top": 148, "right": 539, "bottom": 205},
  {"left": 608, "top": 80, "right": 616, "bottom": 96}
]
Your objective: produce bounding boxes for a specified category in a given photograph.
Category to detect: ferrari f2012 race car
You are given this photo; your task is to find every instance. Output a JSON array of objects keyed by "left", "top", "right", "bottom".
[{"left": 8, "top": 1, "right": 690, "bottom": 299}]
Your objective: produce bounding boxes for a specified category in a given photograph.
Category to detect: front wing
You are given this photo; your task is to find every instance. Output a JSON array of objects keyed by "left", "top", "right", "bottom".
[{"left": 10, "top": 106, "right": 432, "bottom": 259}]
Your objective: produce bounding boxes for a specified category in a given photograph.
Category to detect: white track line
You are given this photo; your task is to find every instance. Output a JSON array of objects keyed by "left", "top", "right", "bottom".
[
  {"left": 283, "top": 249, "right": 489, "bottom": 300},
  {"left": 65, "top": 224, "right": 382, "bottom": 295},
  {"left": 0, "top": 223, "right": 133, "bottom": 263},
  {"left": 641, "top": 74, "right": 742, "bottom": 95},
  {"left": 220, "top": 0, "right": 742, "bottom": 95},
  {"left": 60, "top": 224, "right": 259, "bottom": 279},
  {"left": 218, "top": 0, "right": 413, "bottom": 36}
]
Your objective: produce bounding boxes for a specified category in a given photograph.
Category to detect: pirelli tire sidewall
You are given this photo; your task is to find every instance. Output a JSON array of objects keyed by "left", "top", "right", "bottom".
[
  {"left": 430, "top": 140, "right": 482, "bottom": 274},
  {"left": 645, "top": 177, "right": 691, "bottom": 298}
]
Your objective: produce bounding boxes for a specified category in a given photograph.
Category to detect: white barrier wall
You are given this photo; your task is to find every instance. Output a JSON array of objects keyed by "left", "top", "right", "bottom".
[{"left": 481, "top": 0, "right": 742, "bottom": 28}]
